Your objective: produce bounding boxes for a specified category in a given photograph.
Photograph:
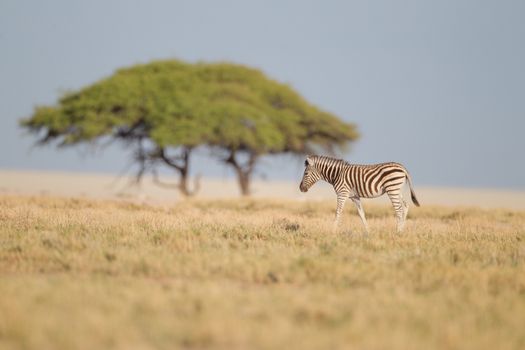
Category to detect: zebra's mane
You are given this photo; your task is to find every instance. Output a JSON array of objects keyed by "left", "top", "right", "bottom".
[
  {"left": 310, "top": 155, "right": 395, "bottom": 169},
  {"left": 310, "top": 155, "right": 349, "bottom": 167}
]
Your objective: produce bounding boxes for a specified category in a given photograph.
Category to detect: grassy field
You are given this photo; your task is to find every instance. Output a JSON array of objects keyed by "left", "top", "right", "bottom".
[{"left": 1, "top": 195, "right": 524, "bottom": 350}]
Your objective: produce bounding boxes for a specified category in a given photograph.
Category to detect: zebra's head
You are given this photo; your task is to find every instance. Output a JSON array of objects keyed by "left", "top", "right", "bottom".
[{"left": 300, "top": 156, "right": 321, "bottom": 192}]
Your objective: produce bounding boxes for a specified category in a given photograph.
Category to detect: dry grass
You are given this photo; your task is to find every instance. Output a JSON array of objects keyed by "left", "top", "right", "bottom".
[{"left": 0, "top": 195, "right": 524, "bottom": 350}]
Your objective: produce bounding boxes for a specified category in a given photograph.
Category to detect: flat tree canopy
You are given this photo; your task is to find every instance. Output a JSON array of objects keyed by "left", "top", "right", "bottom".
[{"left": 21, "top": 59, "right": 359, "bottom": 195}]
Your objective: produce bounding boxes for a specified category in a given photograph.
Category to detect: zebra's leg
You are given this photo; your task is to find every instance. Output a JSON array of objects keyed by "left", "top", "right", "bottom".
[
  {"left": 387, "top": 191, "right": 405, "bottom": 232},
  {"left": 402, "top": 198, "right": 409, "bottom": 222},
  {"left": 351, "top": 197, "right": 369, "bottom": 235},
  {"left": 333, "top": 194, "right": 348, "bottom": 232}
]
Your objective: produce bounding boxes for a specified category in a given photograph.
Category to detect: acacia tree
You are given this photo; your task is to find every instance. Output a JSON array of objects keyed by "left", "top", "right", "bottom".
[
  {"left": 194, "top": 63, "right": 359, "bottom": 195},
  {"left": 21, "top": 59, "right": 359, "bottom": 196},
  {"left": 22, "top": 60, "right": 210, "bottom": 196}
]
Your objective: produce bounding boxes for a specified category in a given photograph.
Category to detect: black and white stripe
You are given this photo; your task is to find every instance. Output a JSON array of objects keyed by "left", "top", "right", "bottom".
[{"left": 299, "top": 155, "right": 420, "bottom": 232}]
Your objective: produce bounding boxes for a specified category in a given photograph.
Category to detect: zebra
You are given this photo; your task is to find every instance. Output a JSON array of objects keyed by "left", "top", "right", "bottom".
[{"left": 299, "top": 155, "right": 420, "bottom": 233}]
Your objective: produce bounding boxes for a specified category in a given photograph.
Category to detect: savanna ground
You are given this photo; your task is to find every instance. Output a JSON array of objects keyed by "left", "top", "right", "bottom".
[{"left": 0, "top": 195, "right": 524, "bottom": 350}]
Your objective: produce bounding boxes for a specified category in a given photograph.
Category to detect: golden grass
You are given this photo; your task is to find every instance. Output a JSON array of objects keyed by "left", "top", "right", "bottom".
[{"left": 1, "top": 195, "right": 524, "bottom": 350}]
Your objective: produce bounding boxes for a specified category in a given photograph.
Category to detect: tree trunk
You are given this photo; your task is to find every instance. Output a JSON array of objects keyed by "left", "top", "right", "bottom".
[
  {"left": 155, "top": 147, "right": 200, "bottom": 197},
  {"left": 236, "top": 168, "right": 251, "bottom": 196},
  {"left": 225, "top": 150, "right": 257, "bottom": 196},
  {"left": 178, "top": 167, "right": 191, "bottom": 196}
]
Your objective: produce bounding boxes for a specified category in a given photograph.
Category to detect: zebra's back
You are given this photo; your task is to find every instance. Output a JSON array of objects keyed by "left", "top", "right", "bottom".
[{"left": 342, "top": 162, "right": 409, "bottom": 198}]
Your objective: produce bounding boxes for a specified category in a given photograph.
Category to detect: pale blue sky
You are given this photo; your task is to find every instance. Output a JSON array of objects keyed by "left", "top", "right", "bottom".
[{"left": 1, "top": 0, "right": 524, "bottom": 188}]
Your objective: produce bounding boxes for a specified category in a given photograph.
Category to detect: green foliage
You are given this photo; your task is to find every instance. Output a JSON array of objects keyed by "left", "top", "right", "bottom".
[{"left": 21, "top": 59, "right": 358, "bottom": 155}]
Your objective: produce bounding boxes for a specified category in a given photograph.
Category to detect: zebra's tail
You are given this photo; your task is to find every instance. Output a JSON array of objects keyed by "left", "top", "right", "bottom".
[{"left": 406, "top": 173, "right": 420, "bottom": 207}]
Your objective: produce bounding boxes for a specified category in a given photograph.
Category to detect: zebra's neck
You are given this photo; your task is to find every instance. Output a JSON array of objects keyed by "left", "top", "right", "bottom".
[{"left": 316, "top": 158, "right": 347, "bottom": 185}]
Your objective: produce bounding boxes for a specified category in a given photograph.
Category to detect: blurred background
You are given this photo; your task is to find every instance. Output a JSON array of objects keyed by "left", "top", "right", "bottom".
[{"left": 1, "top": 0, "right": 524, "bottom": 192}]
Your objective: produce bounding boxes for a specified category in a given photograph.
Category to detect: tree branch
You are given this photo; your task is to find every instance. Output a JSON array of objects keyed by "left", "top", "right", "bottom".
[
  {"left": 151, "top": 169, "right": 180, "bottom": 189},
  {"left": 158, "top": 147, "right": 184, "bottom": 171}
]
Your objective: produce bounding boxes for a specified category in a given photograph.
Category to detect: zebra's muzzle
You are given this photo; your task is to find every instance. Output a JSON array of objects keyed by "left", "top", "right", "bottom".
[{"left": 299, "top": 183, "right": 308, "bottom": 192}]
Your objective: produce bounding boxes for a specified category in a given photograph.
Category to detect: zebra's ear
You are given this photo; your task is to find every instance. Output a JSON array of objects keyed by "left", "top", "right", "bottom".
[{"left": 305, "top": 156, "right": 312, "bottom": 166}]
